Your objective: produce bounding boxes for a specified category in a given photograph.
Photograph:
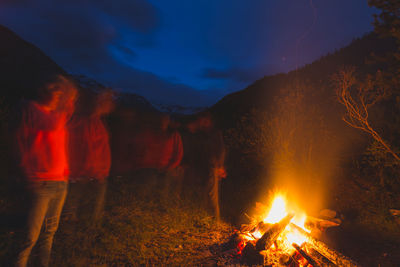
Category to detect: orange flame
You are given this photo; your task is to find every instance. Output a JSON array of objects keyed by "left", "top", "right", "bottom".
[
  {"left": 237, "top": 192, "right": 311, "bottom": 256},
  {"left": 263, "top": 194, "right": 310, "bottom": 246},
  {"left": 263, "top": 194, "right": 288, "bottom": 223}
]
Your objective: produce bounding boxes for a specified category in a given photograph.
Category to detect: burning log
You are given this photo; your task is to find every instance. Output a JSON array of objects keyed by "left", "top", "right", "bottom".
[
  {"left": 255, "top": 213, "right": 294, "bottom": 251},
  {"left": 290, "top": 223, "right": 359, "bottom": 267},
  {"left": 304, "top": 245, "right": 336, "bottom": 267},
  {"left": 292, "top": 243, "right": 318, "bottom": 266},
  {"left": 250, "top": 220, "right": 271, "bottom": 234},
  {"left": 279, "top": 253, "right": 295, "bottom": 266}
]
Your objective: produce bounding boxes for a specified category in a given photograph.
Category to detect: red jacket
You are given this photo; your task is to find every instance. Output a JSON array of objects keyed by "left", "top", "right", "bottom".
[
  {"left": 18, "top": 102, "right": 69, "bottom": 181},
  {"left": 68, "top": 116, "right": 111, "bottom": 180},
  {"left": 131, "top": 129, "right": 183, "bottom": 171}
]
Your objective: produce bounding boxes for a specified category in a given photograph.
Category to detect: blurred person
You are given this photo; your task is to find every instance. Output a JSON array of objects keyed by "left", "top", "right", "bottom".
[
  {"left": 15, "top": 75, "right": 77, "bottom": 267},
  {"left": 109, "top": 107, "right": 138, "bottom": 176},
  {"left": 66, "top": 89, "right": 114, "bottom": 223},
  {"left": 132, "top": 114, "right": 183, "bottom": 172},
  {"left": 158, "top": 115, "right": 185, "bottom": 200},
  {"left": 130, "top": 114, "right": 184, "bottom": 200},
  {"left": 183, "top": 112, "right": 226, "bottom": 221}
]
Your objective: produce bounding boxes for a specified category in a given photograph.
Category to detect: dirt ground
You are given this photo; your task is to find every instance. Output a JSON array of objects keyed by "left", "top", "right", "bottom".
[
  {"left": 1, "top": 172, "right": 400, "bottom": 266},
  {"left": 0, "top": 175, "right": 235, "bottom": 266}
]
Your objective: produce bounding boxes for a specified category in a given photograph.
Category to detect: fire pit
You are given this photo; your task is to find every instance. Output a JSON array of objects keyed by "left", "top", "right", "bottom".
[{"left": 225, "top": 193, "right": 358, "bottom": 266}]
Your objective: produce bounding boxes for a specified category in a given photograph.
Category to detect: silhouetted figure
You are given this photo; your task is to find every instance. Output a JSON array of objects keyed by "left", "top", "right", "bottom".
[
  {"left": 15, "top": 75, "right": 77, "bottom": 267},
  {"left": 66, "top": 89, "right": 114, "bottom": 223},
  {"left": 183, "top": 113, "right": 226, "bottom": 221}
]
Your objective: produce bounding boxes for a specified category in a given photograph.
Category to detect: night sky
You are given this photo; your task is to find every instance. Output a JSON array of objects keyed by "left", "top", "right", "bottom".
[{"left": 0, "top": 0, "right": 375, "bottom": 107}]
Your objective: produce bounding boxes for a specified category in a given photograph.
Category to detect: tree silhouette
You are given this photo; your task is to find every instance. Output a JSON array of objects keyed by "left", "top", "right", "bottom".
[{"left": 334, "top": 67, "right": 400, "bottom": 161}]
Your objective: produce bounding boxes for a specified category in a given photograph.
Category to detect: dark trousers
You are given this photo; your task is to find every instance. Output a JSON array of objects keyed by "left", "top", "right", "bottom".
[{"left": 16, "top": 181, "right": 68, "bottom": 267}]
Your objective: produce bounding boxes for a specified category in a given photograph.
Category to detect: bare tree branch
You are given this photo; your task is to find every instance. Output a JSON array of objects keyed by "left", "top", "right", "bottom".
[{"left": 334, "top": 67, "right": 400, "bottom": 162}]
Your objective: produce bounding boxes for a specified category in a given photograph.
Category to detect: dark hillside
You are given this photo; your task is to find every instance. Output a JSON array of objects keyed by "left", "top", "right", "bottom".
[
  {"left": 0, "top": 25, "right": 65, "bottom": 103},
  {"left": 211, "top": 33, "right": 396, "bottom": 129},
  {"left": 209, "top": 33, "right": 398, "bottom": 222}
]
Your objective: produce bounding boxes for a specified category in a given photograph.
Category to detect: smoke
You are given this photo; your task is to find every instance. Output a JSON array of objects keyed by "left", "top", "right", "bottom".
[{"left": 256, "top": 79, "right": 354, "bottom": 216}]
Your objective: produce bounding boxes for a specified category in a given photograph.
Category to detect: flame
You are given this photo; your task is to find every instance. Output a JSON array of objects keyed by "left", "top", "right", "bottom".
[
  {"left": 237, "top": 193, "right": 312, "bottom": 256},
  {"left": 292, "top": 213, "right": 310, "bottom": 233},
  {"left": 252, "top": 230, "right": 263, "bottom": 239},
  {"left": 263, "top": 194, "right": 310, "bottom": 246},
  {"left": 285, "top": 225, "right": 307, "bottom": 246},
  {"left": 263, "top": 194, "right": 288, "bottom": 224},
  {"left": 286, "top": 213, "right": 310, "bottom": 246}
]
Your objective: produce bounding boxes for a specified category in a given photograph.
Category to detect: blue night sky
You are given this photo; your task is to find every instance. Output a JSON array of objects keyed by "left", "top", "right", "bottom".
[{"left": 0, "top": 0, "right": 375, "bottom": 107}]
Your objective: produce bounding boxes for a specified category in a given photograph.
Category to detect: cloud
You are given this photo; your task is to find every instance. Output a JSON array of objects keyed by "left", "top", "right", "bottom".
[
  {"left": 0, "top": 0, "right": 160, "bottom": 71},
  {"left": 201, "top": 67, "right": 260, "bottom": 83},
  {"left": 1, "top": 0, "right": 29, "bottom": 6},
  {"left": 3, "top": 0, "right": 160, "bottom": 32},
  {"left": 89, "top": 0, "right": 161, "bottom": 33},
  {"left": 0, "top": 1, "right": 210, "bottom": 107}
]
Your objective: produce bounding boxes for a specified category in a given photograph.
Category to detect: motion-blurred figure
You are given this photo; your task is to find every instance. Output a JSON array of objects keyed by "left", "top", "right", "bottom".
[
  {"left": 15, "top": 75, "right": 77, "bottom": 267},
  {"left": 110, "top": 107, "right": 138, "bottom": 176},
  {"left": 131, "top": 114, "right": 184, "bottom": 199},
  {"left": 184, "top": 112, "right": 226, "bottom": 221},
  {"left": 132, "top": 115, "right": 183, "bottom": 171},
  {"left": 66, "top": 89, "right": 114, "bottom": 223}
]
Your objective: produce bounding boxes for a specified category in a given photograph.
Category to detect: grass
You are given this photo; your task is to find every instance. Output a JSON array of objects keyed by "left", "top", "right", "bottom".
[
  {"left": 1, "top": 174, "right": 233, "bottom": 266},
  {"left": 1, "top": 165, "right": 400, "bottom": 266}
]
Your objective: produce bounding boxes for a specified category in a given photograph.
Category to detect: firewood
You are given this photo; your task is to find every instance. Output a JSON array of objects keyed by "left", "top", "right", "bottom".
[
  {"left": 307, "top": 215, "right": 341, "bottom": 229},
  {"left": 292, "top": 243, "right": 318, "bottom": 266},
  {"left": 290, "top": 223, "right": 359, "bottom": 267},
  {"left": 224, "top": 232, "right": 241, "bottom": 250},
  {"left": 241, "top": 242, "right": 264, "bottom": 265},
  {"left": 255, "top": 213, "right": 294, "bottom": 251},
  {"left": 279, "top": 253, "right": 295, "bottom": 266},
  {"left": 250, "top": 220, "right": 272, "bottom": 234},
  {"left": 304, "top": 244, "right": 336, "bottom": 267}
]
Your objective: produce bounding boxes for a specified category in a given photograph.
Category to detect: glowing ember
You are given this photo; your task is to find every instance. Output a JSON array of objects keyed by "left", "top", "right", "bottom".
[{"left": 252, "top": 230, "right": 263, "bottom": 239}]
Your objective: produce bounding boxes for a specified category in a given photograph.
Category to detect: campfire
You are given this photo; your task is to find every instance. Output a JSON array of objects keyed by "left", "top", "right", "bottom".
[{"left": 228, "top": 193, "right": 358, "bottom": 266}]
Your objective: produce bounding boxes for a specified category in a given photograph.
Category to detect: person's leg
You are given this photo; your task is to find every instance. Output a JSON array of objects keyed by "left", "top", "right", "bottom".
[
  {"left": 75, "top": 181, "right": 93, "bottom": 223},
  {"left": 207, "top": 170, "right": 220, "bottom": 221},
  {"left": 91, "top": 179, "right": 107, "bottom": 222},
  {"left": 161, "top": 171, "right": 171, "bottom": 204},
  {"left": 15, "top": 182, "right": 51, "bottom": 267},
  {"left": 62, "top": 180, "right": 80, "bottom": 221},
  {"left": 174, "top": 167, "right": 184, "bottom": 200},
  {"left": 37, "top": 182, "right": 67, "bottom": 267},
  {"left": 164, "top": 167, "right": 184, "bottom": 203}
]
